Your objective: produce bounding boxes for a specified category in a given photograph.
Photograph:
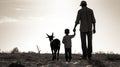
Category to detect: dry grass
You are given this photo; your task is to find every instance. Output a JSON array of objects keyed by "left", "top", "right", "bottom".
[{"left": 0, "top": 53, "right": 120, "bottom": 67}]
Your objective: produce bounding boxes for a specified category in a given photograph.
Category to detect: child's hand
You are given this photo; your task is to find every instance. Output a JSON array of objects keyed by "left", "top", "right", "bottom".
[{"left": 73, "top": 31, "right": 76, "bottom": 35}]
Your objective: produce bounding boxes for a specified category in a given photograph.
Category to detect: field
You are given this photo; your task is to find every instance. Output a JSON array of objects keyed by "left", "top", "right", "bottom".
[{"left": 0, "top": 53, "right": 120, "bottom": 67}]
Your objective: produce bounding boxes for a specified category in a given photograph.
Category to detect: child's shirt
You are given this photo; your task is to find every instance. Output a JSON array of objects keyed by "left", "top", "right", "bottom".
[{"left": 62, "top": 35, "right": 75, "bottom": 48}]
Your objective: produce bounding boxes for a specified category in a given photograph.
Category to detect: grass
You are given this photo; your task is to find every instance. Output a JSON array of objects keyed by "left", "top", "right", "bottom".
[{"left": 0, "top": 53, "right": 120, "bottom": 67}]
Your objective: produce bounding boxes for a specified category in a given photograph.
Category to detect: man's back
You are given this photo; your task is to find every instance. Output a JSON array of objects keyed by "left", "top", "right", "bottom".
[
  {"left": 77, "top": 7, "right": 95, "bottom": 32},
  {"left": 73, "top": 0, "right": 96, "bottom": 60}
]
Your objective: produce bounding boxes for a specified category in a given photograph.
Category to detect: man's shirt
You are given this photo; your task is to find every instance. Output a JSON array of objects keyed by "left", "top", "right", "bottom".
[{"left": 75, "top": 7, "right": 96, "bottom": 32}]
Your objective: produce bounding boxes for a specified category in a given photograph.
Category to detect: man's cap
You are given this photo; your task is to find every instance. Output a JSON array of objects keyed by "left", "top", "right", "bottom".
[{"left": 80, "top": 1, "right": 87, "bottom": 6}]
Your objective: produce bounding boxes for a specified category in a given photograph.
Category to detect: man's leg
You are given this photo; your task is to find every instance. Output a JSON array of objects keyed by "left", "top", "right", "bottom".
[
  {"left": 87, "top": 31, "right": 92, "bottom": 59},
  {"left": 80, "top": 32, "right": 87, "bottom": 59}
]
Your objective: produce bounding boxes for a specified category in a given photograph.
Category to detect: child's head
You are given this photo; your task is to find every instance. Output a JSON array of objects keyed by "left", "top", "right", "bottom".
[{"left": 65, "top": 29, "right": 70, "bottom": 35}]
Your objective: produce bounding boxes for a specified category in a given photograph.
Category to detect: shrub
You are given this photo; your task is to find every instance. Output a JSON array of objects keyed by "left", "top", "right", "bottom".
[{"left": 11, "top": 47, "right": 19, "bottom": 54}]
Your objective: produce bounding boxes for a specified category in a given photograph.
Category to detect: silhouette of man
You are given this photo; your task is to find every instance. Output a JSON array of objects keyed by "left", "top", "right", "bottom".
[{"left": 73, "top": 1, "right": 96, "bottom": 60}]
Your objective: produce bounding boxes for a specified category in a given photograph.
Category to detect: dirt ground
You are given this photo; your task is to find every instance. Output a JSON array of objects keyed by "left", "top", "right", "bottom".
[{"left": 0, "top": 53, "right": 120, "bottom": 67}]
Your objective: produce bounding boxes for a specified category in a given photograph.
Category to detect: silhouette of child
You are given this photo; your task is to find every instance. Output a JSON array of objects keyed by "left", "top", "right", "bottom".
[{"left": 62, "top": 29, "right": 76, "bottom": 62}]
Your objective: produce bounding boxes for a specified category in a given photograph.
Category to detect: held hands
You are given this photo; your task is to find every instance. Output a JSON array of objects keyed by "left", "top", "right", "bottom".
[
  {"left": 73, "top": 28, "right": 76, "bottom": 36},
  {"left": 73, "top": 28, "right": 76, "bottom": 32},
  {"left": 73, "top": 28, "right": 96, "bottom": 34}
]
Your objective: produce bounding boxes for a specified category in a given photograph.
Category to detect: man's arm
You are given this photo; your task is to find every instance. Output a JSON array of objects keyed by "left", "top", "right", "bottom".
[
  {"left": 91, "top": 10, "right": 96, "bottom": 34},
  {"left": 93, "top": 23, "right": 96, "bottom": 33},
  {"left": 73, "top": 11, "right": 80, "bottom": 32},
  {"left": 73, "top": 23, "right": 78, "bottom": 32}
]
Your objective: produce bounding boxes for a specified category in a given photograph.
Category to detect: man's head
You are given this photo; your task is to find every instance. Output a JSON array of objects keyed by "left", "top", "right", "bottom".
[
  {"left": 65, "top": 29, "right": 70, "bottom": 35},
  {"left": 80, "top": 1, "right": 87, "bottom": 7}
]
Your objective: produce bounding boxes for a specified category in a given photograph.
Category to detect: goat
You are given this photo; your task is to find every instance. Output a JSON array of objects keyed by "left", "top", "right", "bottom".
[{"left": 46, "top": 33, "right": 60, "bottom": 60}]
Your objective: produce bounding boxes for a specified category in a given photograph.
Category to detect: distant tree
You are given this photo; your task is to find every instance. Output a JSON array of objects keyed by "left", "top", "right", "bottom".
[
  {"left": 36, "top": 45, "right": 41, "bottom": 54},
  {"left": 11, "top": 47, "right": 19, "bottom": 54}
]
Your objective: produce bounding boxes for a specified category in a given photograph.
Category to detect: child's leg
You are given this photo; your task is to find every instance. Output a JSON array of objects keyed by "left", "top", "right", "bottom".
[
  {"left": 65, "top": 48, "right": 68, "bottom": 61},
  {"left": 68, "top": 48, "right": 72, "bottom": 61}
]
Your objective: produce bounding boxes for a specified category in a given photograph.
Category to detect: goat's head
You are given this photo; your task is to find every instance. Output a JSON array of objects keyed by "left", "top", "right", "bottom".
[{"left": 46, "top": 33, "right": 54, "bottom": 42}]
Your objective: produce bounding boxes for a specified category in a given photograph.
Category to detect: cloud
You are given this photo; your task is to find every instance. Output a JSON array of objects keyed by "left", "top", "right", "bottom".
[
  {"left": 0, "top": 16, "right": 45, "bottom": 24},
  {"left": 0, "top": 17, "right": 18, "bottom": 23},
  {"left": 15, "top": 8, "right": 25, "bottom": 11}
]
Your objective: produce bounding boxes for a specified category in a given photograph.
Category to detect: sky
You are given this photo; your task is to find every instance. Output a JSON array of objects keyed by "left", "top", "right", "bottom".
[{"left": 0, "top": 0, "right": 120, "bottom": 54}]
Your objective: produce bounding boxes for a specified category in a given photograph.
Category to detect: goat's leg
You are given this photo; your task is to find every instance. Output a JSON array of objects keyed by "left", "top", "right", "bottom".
[
  {"left": 51, "top": 49, "right": 53, "bottom": 55},
  {"left": 52, "top": 51, "right": 55, "bottom": 60},
  {"left": 57, "top": 50, "right": 59, "bottom": 60},
  {"left": 54, "top": 50, "right": 57, "bottom": 60},
  {"left": 51, "top": 49, "right": 54, "bottom": 60}
]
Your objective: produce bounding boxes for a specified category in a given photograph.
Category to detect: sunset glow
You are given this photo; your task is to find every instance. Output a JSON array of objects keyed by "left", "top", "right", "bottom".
[{"left": 0, "top": 0, "right": 120, "bottom": 54}]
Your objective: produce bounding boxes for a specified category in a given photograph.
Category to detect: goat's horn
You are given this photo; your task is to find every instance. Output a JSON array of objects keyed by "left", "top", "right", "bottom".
[
  {"left": 52, "top": 32, "right": 54, "bottom": 36},
  {"left": 46, "top": 34, "right": 49, "bottom": 37}
]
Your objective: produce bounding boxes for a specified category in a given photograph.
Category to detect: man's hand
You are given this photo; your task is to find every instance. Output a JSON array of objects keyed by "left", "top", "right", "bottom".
[{"left": 93, "top": 29, "right": 96, "bottom": 34}]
